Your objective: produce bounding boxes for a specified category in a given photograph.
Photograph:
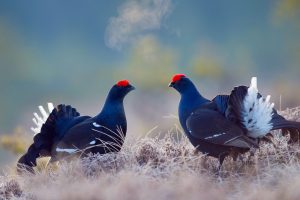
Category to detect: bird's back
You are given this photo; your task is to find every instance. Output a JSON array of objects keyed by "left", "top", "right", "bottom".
[{"left": 52, "top": 110, "right": 127, "bottom": 159}]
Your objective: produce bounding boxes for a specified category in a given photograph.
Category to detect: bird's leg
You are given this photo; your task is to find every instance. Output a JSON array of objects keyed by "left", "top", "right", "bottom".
[
  {"left": 218, "top": 153, "right": 227, "bottom": 171},
  {"left": 256, "top": 138, "right": 261, "bottom": 146},
  {"left": 249, "top": 146, "right": 257, "bottom": 157},
  {"left": 201, "top": 154, "right": 209, "bottom": 169},
  {"left": 261, "top": 134, "right": 276, "bottom": 148},
  {"left": 281, "top": 128, "right": 290, "bottom": 137},
  {"left": 289, "top": 129, "right": 300, "bottom": 144},
  {"left": 230, "top": 151, "right": 239, "bottom": 161}
]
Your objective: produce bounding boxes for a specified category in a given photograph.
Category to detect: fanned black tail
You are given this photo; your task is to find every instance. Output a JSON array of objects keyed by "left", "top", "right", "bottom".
[
  {"left": 17, "top": 144, "right": 40, "bottom": 173},
  {"left": 226, "top": 85, "right": 248, "bottom": 126},
  {"left": 17, "top": 104, "right": 80, "bottom": 173},
  {"left": 212, "top": 95, "right": 229, "bottom": 115}
]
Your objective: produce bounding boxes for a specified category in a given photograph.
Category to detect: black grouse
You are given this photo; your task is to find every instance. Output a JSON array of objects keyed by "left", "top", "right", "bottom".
[
  {"left": 17, "top": 80, "right": 135, "bottom": 173},
  {"left": 169, "top": 74, "right": 300, "bottom": 168}
]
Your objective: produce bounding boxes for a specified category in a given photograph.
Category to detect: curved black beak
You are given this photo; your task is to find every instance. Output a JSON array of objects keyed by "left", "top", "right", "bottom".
[{"left": 168, "top": 82, "right": 175, "bottom": 87}]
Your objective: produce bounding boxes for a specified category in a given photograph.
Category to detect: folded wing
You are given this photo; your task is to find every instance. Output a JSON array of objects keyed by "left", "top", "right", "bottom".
[{"left": 186, "top": 108, "right": 258, "bottom": 149}]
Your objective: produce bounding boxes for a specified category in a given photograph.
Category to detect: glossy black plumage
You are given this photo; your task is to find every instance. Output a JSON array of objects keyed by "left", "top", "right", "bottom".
[
  {"left": 170, "top": 75, "right": 300, "bottom": 168},
  {"left": 17, "top": 82, "right": 134, "bottom": 173},
  {"left": 169, "top": 76, "right": 253, "bottom": 167},
  {"left": 187, "top": 106, "right": 258, "bottom": 148}
]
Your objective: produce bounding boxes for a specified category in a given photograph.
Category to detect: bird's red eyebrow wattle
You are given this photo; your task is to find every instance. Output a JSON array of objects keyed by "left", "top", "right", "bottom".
[
  {"left": 172, "top": 74, "right": 186, "bottom": 82},
  {"left": 116, "top": 80, "right": 130, "bottom": 87}
]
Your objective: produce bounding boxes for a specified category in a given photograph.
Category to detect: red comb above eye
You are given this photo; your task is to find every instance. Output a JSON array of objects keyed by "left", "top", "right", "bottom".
[
  {"left": 116, "top": 80, "right": 129, "bottom": 87},
  {"left": 172, "top": 74, "right": 186, "bottom": 82}
]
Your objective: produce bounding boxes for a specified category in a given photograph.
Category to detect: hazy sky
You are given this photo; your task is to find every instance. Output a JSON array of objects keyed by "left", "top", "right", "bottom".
[{"left": 1, "top": 0, "right": 298, "bottom": 67}]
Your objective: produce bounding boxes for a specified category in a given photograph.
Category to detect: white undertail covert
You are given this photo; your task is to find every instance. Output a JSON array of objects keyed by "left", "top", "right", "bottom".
[{"left": 242, "top": 77, "right": 274, "bottom": 138}]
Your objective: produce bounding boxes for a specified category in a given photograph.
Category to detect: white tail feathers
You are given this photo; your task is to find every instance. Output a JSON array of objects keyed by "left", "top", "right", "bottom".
[
  {"left": 242, "top": 77, "right": 274, "bottom": 138},
  {"left": 47, "top": 103, "right": 55, "bottom": 113},
  {"left": 250, "top": 77, "right": 257, "bottom": 90},
  {"left": 31, "top": 103, "right": 55, "bottom": 135}
]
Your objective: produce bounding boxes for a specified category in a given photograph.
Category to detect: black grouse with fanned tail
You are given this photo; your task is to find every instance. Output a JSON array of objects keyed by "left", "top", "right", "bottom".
[
  {"left": 169, "top": 74, "right": 300, "bottom": 168},
  {"left": 17, "top": 80, "right": 135, "bottom": 173}
]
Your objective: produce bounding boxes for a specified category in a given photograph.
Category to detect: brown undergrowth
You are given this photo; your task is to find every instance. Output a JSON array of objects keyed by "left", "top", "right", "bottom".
[{"left": 1, "top": 107, "right": 300, "bottom": 200}]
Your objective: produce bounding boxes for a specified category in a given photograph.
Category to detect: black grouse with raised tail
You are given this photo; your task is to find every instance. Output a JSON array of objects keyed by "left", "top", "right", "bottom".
[
  {"left": 169, "top": 74, "right": 300, "bottom": 168},
  {"left": 17, "top": 80, "right": 134, "bottom": 173}
]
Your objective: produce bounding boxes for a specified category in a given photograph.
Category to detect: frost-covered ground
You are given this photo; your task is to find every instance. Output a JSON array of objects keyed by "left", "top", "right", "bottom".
[{"left": 1, "top": 107, "right": 300, "bottom": 200}]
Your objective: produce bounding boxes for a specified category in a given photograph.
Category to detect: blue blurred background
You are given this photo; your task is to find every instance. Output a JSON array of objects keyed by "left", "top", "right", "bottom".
[{"left": 0, "top": 0, "right": 299, "bottom": 165}]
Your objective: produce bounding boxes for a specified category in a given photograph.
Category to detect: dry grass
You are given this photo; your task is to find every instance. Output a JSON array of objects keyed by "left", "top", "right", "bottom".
[
  {"left": 0, "top": 128, "right": 31, "bottom": 155},
  {"left": 1, "top": 108, "right": 300, "bottom": 200}
]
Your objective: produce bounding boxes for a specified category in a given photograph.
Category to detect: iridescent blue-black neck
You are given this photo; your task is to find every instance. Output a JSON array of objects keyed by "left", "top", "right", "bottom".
[
  {"left": 177, "top": 79, "right": 209, "bottom": 132},
  {"left": 95, "top": 85, "right": 127, "bottom": 132}
]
